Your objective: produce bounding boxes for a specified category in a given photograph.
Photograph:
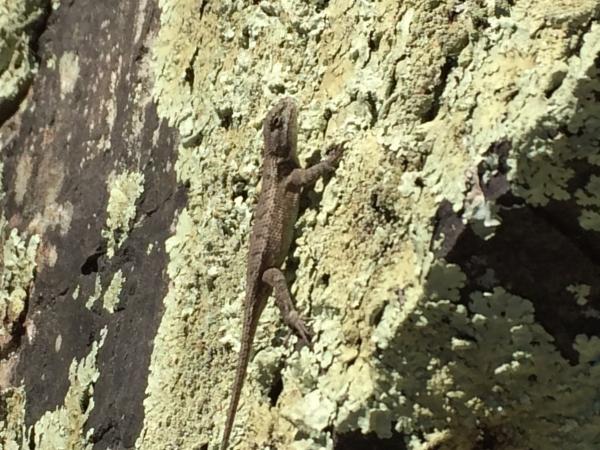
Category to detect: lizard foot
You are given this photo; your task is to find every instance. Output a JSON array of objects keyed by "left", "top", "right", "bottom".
[
  {"left": 263, "top": 267, "right": 314, "bottom": 348},
  {"left": 324, "top": 141, "right": 347, "bottom": 168},
  {"left": 286, "top": 310, "right": 313, "bottom": 347}
]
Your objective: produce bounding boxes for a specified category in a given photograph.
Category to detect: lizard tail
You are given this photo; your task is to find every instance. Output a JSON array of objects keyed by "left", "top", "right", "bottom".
[{"left": 220, "top": 313, "right": 257, "bottom": 450}]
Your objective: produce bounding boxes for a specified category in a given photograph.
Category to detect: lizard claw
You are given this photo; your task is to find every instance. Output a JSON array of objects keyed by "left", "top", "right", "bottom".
[
  {"left": 325, "top": 141, "right": 347, "bottom": 168},
  {"left": 295, "top": 319, "right": 313, "bottom": 348},
  {"left": 286, "top": 310, "right": 313, "bottom": 348}
]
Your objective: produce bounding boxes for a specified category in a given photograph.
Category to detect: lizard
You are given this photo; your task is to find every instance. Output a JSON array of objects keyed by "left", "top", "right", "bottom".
[{"left": 220, "top": 96, "right": 345, "bottom": 450}]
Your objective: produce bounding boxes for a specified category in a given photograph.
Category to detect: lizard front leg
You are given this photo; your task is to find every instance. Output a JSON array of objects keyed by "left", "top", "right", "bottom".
[
  {"left": 286, "top": 142, "right": 345, "bottom": 188},
  {"left": 262, "top": 267, "right": 312, "bottom": 345}
]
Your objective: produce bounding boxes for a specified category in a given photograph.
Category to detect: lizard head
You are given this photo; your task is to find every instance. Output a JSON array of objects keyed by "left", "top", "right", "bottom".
[{"left": 262, "top": 97, "right": 298, "bottom": 161}]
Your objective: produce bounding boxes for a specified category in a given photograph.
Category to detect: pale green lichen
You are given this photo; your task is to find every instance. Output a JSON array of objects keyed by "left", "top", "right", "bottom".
[
  {"left": 0, "top": 219, "right": 40, "bottom": 353},
  {"left": 0, "top": 329, "right": 108, "bottom": 450},
  {"left": 576, "top": 175, "right": 600, "bottom": 231},
  {"left": 573, "top": 334, "right": 600, "bottom": 364},
  {"left": 507, "top": 16, "right": 600, "bottom": 208},
  {"left": 0, "top": 386, "right": 26, "bottom": 450},
  {"left": 58, "top": 51, "right": 80, "bottom": 99},
  {"left": 0, "top": 0, "right": 46, "bottom": 112},
  {"left": 379, "top": 266, "right": 600, "bottom": 450},
  {"left": 138, "top": 0, "right": 600, "bottom": 449},
  {"left": 28, "top": 327, "right": 107, "bottom": 450},
  {"left": 84, "top": 275, "right": 102, "bottom": 310},
  {"left": 101, "top": 170, "right": 144, "bottom": 259},
  {"left": 102, "top": 269, "right": 124, "bottom": 313},
  {"left": 567, "top": 284, "right": 591, "bottom": 306},
  {"left": 0, "top": 165, "right": 38, "bottom": 449}
]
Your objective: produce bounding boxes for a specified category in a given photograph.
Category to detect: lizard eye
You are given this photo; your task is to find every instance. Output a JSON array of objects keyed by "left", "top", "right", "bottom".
[{"left": 270, "top": 116, "right": 281, "bottom": 130}]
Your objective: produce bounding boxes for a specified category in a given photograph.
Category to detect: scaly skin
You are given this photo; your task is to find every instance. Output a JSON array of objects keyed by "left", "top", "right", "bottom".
[{"left": 220, "top": 97, "right": 344, "bottom": 450}]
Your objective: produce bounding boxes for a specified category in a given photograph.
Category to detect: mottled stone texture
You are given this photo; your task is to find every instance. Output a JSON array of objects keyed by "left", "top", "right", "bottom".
[
  {"left": 1, "top": 0, "right": 182, "bottom": 449},
  {"left": 2, "top": 1, "right": 600, "bottom": 450}
]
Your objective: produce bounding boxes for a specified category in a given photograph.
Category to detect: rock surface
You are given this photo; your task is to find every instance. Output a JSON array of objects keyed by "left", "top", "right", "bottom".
[{"left": 1, "top": 1, "right": 599, "bottom": 450}]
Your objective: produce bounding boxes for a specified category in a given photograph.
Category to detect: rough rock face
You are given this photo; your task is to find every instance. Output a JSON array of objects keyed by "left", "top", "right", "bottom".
[
  {"left": 1, "top": 0, "right": 182, "bottom": 448},
  {"left": 1, "top": 1, "right": 600, "bottom": 450}
]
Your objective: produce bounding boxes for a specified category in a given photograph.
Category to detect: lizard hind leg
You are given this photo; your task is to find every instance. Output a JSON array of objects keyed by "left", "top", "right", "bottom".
[{"left": 262, "top": 267, "right": 312, "bottom": 346}]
